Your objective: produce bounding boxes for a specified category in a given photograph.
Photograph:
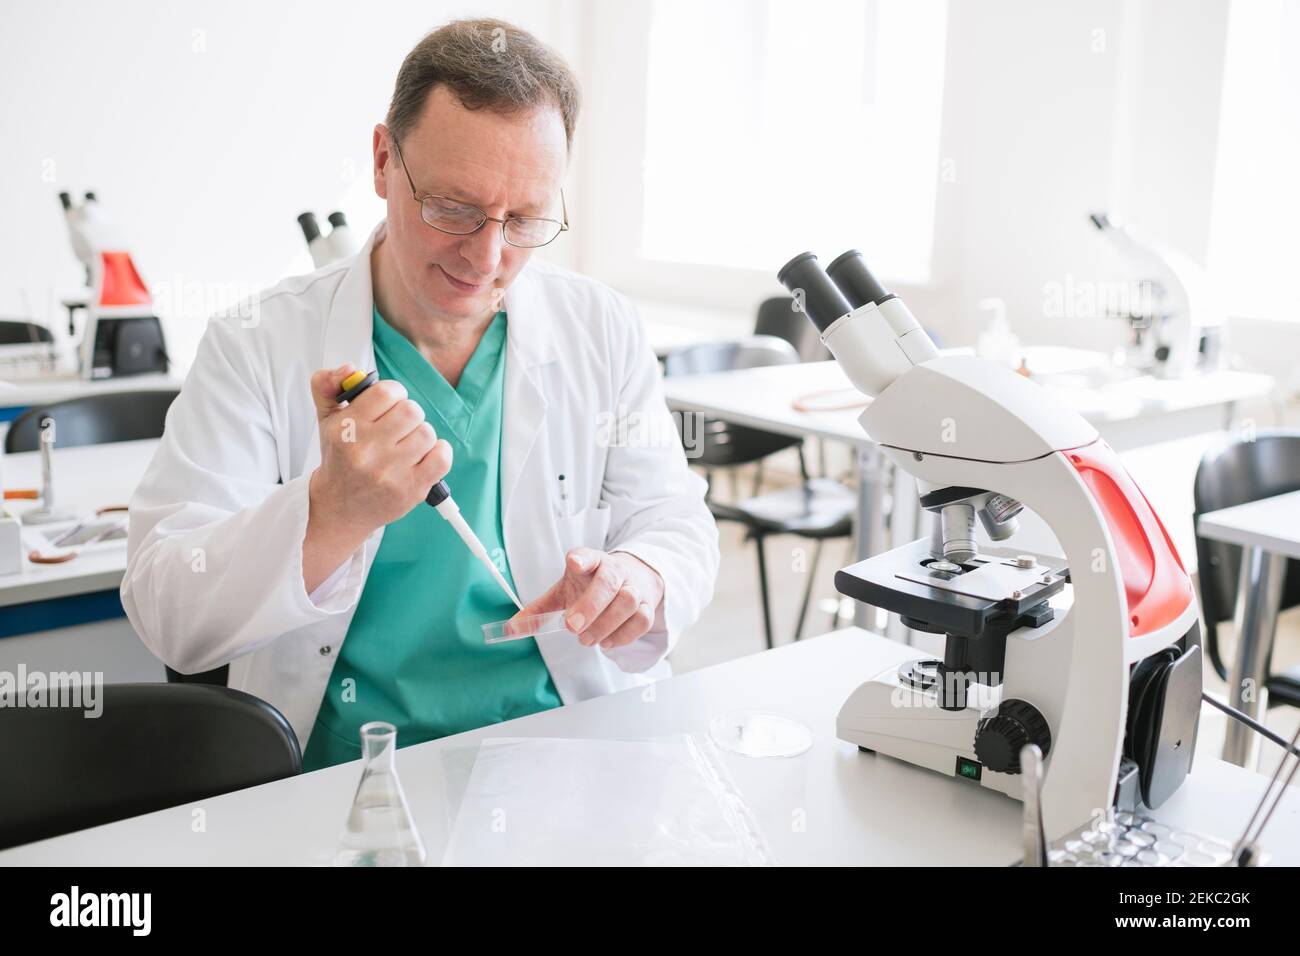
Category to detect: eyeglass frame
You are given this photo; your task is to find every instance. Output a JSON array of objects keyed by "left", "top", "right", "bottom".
[{"left": 388, "top": 131, "right": 569, "bottom": 249}]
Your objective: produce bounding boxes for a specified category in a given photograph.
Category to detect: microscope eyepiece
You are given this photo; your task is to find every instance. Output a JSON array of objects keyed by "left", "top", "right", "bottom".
[
  {"left": 779, "top": 245, "right": 939, "bottom": 397},
  {"left": 826, "top": 249, "right": 892, "bottom": 308},
  {"left": 297, "top": 211, "right": 322, "bottom": 244},
  {"left": 776, "top": 251, "right": 853, "bottom": 333}
]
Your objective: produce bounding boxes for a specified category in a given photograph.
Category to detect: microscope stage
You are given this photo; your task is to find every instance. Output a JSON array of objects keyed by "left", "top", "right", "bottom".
[{"left": 835, "top": 539, "right": 1068, "bottom": 637}]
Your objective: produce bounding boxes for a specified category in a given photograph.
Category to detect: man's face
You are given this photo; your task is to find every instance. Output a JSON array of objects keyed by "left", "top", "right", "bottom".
[{"left": 373, "top": 84, "right": 568, "bottom": 321}]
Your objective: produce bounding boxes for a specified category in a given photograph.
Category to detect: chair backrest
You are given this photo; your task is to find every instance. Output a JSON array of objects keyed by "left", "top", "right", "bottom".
[
  {"left": 754, "top": 296, "right": 830, "bottom": 362},
  {"left": 0, "top": 683, "right": 301, "bottom": 850},
  {"left": 4, "top": 388, "right": 178, "bottom": 453},
  {"left": 662, "top": 335, "right": 799, "bottom": 377},
  {"left": 165, "top": 664, "right": 230, "bottom": 686},
  {"left": 0, "top": 320, "right": 54, "bottom": 345},
  {"left": 663, "top": 336, "right": 802, "bottom": 468},
  {"left": 1193, "top": 430, "right": 1300, "bottom": 634}
]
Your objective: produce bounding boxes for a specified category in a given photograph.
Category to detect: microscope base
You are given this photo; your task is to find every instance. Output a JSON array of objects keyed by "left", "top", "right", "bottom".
[{"left": 836, "top": 661, "right": 1025, "bottom": 802}]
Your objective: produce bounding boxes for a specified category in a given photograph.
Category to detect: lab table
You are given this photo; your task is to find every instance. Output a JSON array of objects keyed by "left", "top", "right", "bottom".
[
  {"left": 0, "top": 439, "right": 158, "bottom": 621},
  {"left": 1197, "top": 489, "right": 1300, "bottom": 767},
  {"left": 0, "top": 628, "right": 1293, "bottom": 866},
  {"left": 0, "top": 373, "right": 180, "bottom": 424}
]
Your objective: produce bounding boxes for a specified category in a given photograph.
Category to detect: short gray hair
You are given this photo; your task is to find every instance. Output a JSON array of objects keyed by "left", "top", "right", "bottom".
[{"left": 386, "top": 18, "right": 581, "bottom": 150}]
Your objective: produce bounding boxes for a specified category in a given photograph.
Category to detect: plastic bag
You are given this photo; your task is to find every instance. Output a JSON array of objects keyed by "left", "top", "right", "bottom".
[{"left": 441, "top": 735, "right": 773, "bottom": 866}]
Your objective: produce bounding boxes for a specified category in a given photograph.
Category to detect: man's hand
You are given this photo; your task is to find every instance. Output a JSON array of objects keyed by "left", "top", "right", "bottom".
[
  {"left": 514, "top": 548, "right": 665, "bottom": 650},
  {"left": 302, "top": 364, "right": 453, "bottom": 593}
]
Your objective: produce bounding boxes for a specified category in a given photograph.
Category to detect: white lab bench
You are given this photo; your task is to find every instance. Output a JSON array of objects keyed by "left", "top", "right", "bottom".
[
  {"left": 661, "top": 360, "right": 1272, "bottom": 455},
  {"left": 0, "top": 628, "right": 1292, "bottom": 866},
  {"left": 0, "top": 439, "right": 158, "bottom": 608},
  {"left": 0, "top": 439, "right": 163, "bottom": 682},
  {"left": 0, "top": 373, "right": 179, "bottom": 417},
  {"left": 1197, "top": 489, "right": 1300, "bottom": 768}
]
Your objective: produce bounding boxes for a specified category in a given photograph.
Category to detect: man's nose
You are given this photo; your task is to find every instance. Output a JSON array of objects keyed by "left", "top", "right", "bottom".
[{"left": 458, "top": 223, "right": 504, "bottom": 277}]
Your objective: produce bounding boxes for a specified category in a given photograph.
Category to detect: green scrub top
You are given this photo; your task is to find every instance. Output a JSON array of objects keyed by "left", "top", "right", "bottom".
[{"left": 302, "top": 306, "right": 561, "bottom": 771}]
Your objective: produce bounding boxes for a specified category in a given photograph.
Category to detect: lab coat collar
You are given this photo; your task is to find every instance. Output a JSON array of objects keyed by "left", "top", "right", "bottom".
[
  {"left": 320, "top": 221, "right": 381, "bottom": 374},
  {"left": 315, "top": 219, "right": 553, "bottom": 526},
  {"left": 501, "top": 260, "right": 560, "bottom": 369},
  {"left": 321, "top": 218, "right": 559, "bottom": 373}
]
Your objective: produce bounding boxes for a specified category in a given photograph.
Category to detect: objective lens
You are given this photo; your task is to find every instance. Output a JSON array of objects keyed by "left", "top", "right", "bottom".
[
  {"left": 940, "top": 503, "right": 978, "bottom": 563},
  {"left": 978, "top": 494, "right": 1023, "bottom": 541}
]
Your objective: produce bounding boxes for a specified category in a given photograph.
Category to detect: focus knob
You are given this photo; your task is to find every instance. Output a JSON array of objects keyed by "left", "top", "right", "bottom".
[{"left": 974, "top": 699, "right": 1051, "bottom": 774}]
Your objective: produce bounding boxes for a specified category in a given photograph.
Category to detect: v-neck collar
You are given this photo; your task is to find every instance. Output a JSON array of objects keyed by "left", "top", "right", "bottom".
[{"left": 372, "top": 306, "right": 507, "bottom": 441}]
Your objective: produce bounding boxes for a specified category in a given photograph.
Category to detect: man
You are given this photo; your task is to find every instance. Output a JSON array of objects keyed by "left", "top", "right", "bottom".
[{"left": 122, "top": 18, "right": 719, "bottom": 766}]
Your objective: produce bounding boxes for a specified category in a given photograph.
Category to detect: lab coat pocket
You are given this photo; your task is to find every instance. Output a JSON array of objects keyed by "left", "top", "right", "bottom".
[{"left": 554, "top": 503, "right": 613, "bottom": 555}]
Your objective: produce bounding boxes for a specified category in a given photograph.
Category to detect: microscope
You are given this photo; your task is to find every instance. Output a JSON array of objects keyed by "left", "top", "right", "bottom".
[
  {"left": 778, "top": 250, "right": 1204, "bottom": 842},
  {"left": 58, "top": 192, "right": 168, "bottom": 380},
  {"left": 1088, "top": 212, "right": 1224, "bottom": 379}
]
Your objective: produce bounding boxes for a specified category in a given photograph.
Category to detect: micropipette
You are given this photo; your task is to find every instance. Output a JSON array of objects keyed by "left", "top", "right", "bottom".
[{"left": 335, "top": 370, "right": 524, "bottom": 610}]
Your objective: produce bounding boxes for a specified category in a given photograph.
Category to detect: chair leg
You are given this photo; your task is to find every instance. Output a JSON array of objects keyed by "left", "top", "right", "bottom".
[
  {"left": 793, "top": 538, "right": 823, "bottom": 641},
  {"left": 752, "top": 461, "right": 765, "bottom": 497},
  {"left": 753, "top": 532, "right": 775, "bottom": 650}
]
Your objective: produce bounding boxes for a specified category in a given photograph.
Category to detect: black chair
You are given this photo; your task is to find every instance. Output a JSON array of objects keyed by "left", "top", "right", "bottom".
[
  {"left": 0, "top": 683, "right": 301, "bottom": 850},
  {"left": 1193, "top": 429, "right": 1300, "bottom": 709},
  {"left": 665, "top": 336, "right": 806, "bottom": 495},
  {"left": 665, "top": 336, "right": 854, "bottom": 648},
  {"left": 755, "top": 296, "right": 830, "bottom": 362},
  {"left": 756, "top": 296, "right": 840, "bottom": 479},
  {"left": 0, "top": 319, "right": 54, "bottom": 345},
  {"left": 4, "top": 388, "right": 179, "bottom": 453},
  {"left": 165, "top": 663, "right": 230, "bottom": 686}
]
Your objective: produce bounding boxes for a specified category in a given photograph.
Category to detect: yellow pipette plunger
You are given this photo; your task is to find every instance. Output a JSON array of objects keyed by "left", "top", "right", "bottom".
[{"left": 336, "top": 370, "right": 523, "bottom": 610}]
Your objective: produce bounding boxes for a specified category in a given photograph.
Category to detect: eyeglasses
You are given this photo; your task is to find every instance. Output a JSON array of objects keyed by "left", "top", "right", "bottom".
[{"left": 389, "top": 133, "right": 569, "bottom": 249}]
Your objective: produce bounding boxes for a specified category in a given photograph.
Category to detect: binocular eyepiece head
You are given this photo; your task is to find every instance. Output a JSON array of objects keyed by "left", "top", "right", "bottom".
[{"left": 777, "top": 249, "right": 893, "bottom": 333}]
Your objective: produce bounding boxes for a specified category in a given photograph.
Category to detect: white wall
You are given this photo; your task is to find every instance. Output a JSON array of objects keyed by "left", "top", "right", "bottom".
[
  {"left": 573, "top": 0, "right": 1300, "bottom": 398},
  {"left": 924, "top": 0, "right": 1257, "bottom": 350},
  {"left": 922, "top": 0, "right": 1127, "bottom": 348},
  {"left": 933, "top": 0, "right": 1299, "bottom": 410}
]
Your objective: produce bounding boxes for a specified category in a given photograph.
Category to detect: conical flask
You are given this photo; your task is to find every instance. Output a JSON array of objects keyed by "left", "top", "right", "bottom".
[{"left": 334, "top": 721, "right": 427, "bottom": 866}]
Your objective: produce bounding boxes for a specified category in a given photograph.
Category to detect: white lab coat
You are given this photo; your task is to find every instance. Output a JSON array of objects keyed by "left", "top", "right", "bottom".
[{"left": 121, "top": 221, "right": 719, "bottom": 749}]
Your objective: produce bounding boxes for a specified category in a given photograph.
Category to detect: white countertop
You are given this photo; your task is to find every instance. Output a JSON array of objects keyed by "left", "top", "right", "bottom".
[
  {"left": 0, "top": 439, "right": 158, "bottom": 605},
  {"left": 1197, "top": 489, "right": 1300, "bottom": 560},
  {"left": 662, "top": 361, "right": 1274, "bottom": 451},
  {"left": 1, "top": 628, "right": 1292, "bottom": 866},
  {"left": 0, "top": 373, "right": 180, "bottom": 411}
]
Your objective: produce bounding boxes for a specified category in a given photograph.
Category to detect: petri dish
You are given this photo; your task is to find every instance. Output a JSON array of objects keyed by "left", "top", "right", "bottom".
[
  {"left": 482, "top": 610, "right": 572, "bottom": 645},
  {"left": 709, "top": 709, "right": 814, "bottom": 758}
]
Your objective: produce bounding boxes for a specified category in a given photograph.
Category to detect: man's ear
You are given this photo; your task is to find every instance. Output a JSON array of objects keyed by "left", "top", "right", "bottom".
[{"left": 372, "top": 125, "right": 389, "bottom": 201}]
